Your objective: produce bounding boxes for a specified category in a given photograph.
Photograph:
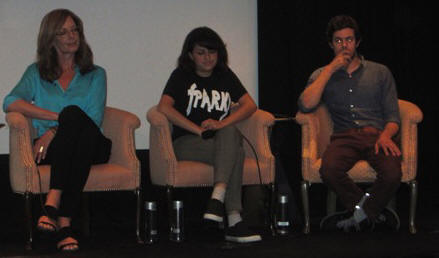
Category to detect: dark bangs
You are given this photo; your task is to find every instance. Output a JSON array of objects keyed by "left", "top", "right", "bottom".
[
  {"left": 177, "top": 26, "right": 229, "bottom": 73},
  {"left": 196, "top": 40, "right": 221, "bottom": 51}
]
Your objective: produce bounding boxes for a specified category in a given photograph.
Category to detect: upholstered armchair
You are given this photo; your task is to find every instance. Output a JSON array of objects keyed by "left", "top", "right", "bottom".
[
  {"left": 6, "top": 107, "right": 141, "bottom": 249},
  {"left": 295, "top": 99, "right": 423, "bottom": 234},
  {"left": 147, "top": 106, "right": 276, "bottom": 229}
]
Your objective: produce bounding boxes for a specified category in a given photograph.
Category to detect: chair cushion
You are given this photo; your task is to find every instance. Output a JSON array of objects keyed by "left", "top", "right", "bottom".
[
  {"left": 162, "top": 158, "right": 273, "bottom": 187},
  {"left": 305, "top": 159, "right": 377, "bottom": 183},
  {"left": 305, "top": 158, "right": 414, "bottom": 183},
  {"left": 30, "top": 164, "right": 138, "bottom": 193}
]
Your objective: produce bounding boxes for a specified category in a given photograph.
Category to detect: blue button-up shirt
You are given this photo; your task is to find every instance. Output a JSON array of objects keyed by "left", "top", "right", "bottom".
[
  {"left": 3, "top": 63, "right": 107, "bottom": 138},
  {"left": 299, "top": 59, "right": 400, "bottom": 133}
]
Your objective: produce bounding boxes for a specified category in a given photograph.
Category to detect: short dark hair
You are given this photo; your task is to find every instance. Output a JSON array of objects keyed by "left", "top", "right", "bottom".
[
  {"left": 326, "top": 15, "right": 362, "bottom": 43},
  {"left": 177, "top": 27, "right": 228, "bottom": 73}
]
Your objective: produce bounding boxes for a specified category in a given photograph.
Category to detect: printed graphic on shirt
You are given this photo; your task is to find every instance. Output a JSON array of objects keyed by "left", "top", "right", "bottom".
[{"left": 186, "top": 83, "right": 231, "bottom": 120}]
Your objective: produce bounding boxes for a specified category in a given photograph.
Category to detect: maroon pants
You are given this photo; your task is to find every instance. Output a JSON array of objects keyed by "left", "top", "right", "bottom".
[{"left": 319, "top": 127, "right": 401, "bottom": 219}]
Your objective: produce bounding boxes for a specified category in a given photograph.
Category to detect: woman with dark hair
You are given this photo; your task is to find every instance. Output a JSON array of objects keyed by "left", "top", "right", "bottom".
[
  {"left": 158, "top": 26, "right": 261, "bottom": 243},
  {"left": 3, "top": 9, "right": 111, "bottom": 251}
]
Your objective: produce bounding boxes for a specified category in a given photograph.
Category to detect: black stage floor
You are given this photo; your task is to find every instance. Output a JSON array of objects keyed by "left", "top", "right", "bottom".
[{"left": 1, "top": 186, "right": 438, "bottom": 258}]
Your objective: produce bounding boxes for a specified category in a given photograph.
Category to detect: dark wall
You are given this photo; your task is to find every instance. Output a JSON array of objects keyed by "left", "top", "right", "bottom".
[{"left": 258, "top": 0, "right": 436, "bottom": 206}]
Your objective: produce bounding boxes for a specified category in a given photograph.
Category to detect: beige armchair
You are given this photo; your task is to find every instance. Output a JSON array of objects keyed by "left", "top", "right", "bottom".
[
  {"left": 147, "top": 106, "right": 275, "bottom": 229},
  {"left": 6, "top": 107, "right": 142, "bottom": 249},
  {"left": 295, "top": 99, "right": 423, "bottom": 234}
]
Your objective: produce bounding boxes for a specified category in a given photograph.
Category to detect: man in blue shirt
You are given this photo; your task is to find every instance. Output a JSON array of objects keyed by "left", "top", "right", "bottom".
[{"left": 298, "top": 15, "right": 401, "bottom": 232}]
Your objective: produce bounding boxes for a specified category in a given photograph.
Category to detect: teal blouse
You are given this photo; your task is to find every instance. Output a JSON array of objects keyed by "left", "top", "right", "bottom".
[{"left": 3, "top": 63, "right": 107, "bottom": 138}]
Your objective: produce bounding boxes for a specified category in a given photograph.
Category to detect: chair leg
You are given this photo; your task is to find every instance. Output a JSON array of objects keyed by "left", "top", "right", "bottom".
[
  {"left": 326, "top": 190, "right": 337, "bottom": 215},
  {"left": 300, "top": 181, "right": 310, "bottom": 234},
  {"left": 166, "top": 186, "right": 173, "bottom": 233},
  {"left": 408, "top": 180, "right": 418, "bottom": 234},
  {"left": 24, "top": 192, "right": 33, "bottom": 250},
  {"left": 269, "top": 183, "right": 277, "bottom": 236},
  {"left": 135, "top": 188, "right": 143, "bottom": 243}
]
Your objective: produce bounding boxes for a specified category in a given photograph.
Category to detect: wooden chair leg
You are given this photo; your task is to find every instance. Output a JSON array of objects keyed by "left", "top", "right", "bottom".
[
  {"left": 24, "top": 192, "right": 33, "bottom": 250},
  {"left": 166, "top": 186, "right": 173, "bottom": 233},
  {"left": 300, "top": 181, "right": 310, "bottom": 234},
  {"left": 136, "top": 188, "right": 143, "bottom": 243},
  {"left": 269, "top": 183, "right": 276, "bottom": 236}
]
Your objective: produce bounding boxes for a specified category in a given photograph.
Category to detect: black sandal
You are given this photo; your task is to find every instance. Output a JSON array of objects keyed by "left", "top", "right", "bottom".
[
  {"left": 37, "top": 205, "right": 58, "bottom": 233},
  {"left": 57, "top": 226, "right": 79, "bottom": 252}
]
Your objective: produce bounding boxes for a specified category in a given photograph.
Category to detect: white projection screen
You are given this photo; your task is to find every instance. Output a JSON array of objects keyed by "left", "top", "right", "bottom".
[{"left": 0, "top": 0, "right": 258, "bottom": 153}]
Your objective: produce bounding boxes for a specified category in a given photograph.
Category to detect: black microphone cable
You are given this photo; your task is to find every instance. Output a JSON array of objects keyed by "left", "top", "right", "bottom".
[
  {"left": 238, "top": 131, "right": 263, "bottom": 186},
  {"left": 202, "top": 129, "right": 263, "bottom": 185}
]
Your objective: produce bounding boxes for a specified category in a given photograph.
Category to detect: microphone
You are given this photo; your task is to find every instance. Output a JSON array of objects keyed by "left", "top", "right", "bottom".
[{"left": 201, "top": 130, "right": 216, "bottom": 139}]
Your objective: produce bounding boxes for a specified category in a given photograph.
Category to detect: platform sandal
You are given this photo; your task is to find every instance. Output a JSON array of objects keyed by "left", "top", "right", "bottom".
[
  {"left": 57, "top": 226, "right": 79, "bottom": 252},
  {"left": 37, "top": 205, "right": 58, "bottom": 233}
]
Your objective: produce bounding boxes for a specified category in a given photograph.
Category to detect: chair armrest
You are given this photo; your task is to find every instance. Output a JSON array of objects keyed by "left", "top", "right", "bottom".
[
  {"left": 398, "top": 100, "right": 423, "bottom": 181},
  {"left": 235, "top": 109, "right": 275, "bottom": 168},
  {"left": 102, "top": 107, "right": 141, "bottom": 177},
  {"left": 296, "top": 103, "right": 333, "bottom": 159},
  {"left": 5, "top": 112, "right": 37, "bottom": 193},
  {"left": 295, "top": 110, "right": 321, "bottom": 174},
  {"left": 295, "top": 111, "right": 317, "bottom": 178},
  {"left": 146, "top": 106, "right": 177, "bottom": 185}
]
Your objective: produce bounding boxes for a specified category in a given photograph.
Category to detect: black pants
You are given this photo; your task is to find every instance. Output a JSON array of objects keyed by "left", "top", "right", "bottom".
[{"left": 39, "top": 105, "right": 112, "bottom": 217}]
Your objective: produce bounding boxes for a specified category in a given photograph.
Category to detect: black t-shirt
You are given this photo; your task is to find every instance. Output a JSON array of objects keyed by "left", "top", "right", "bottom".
[{"left": 162, "top": 67, "right": 247, "bottom": 139}]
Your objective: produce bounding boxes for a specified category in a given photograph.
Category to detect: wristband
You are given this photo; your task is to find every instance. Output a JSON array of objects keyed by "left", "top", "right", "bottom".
[{"left": 49, "top": 126, "right": 58, "bottom": 134}]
